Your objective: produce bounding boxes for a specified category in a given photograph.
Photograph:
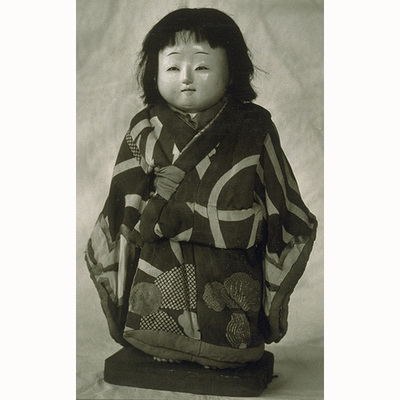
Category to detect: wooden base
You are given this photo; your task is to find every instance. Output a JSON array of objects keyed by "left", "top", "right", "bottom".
[{"left": 104, "top": 346, "right": 274, "bottom": 397}]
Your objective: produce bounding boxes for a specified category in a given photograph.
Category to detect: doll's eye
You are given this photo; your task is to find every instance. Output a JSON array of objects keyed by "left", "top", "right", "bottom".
[
  {"left": 167, "top": 67, "right": 179, "bottom": 71},
  {"left": 195, "top": 66, "right": 208, "bottom": 71}
]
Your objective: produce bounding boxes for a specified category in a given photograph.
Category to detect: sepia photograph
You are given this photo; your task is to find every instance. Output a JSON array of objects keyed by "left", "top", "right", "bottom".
[
  {"left": 4, "top": 1, "right": 399, "bottom": 399},
  {"left": 76, "top": 0, "right": 323, "bottom": 398}
]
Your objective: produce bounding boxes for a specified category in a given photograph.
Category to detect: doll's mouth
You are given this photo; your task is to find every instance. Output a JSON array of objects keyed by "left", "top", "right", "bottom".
[{"left": 181, "top": 88, "right": 196, "bottom": 92}]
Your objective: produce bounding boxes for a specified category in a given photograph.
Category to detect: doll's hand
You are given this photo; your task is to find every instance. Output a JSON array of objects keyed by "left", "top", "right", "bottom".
[{"left": 154, "top": 166, "right": 185, "bottom": 201}]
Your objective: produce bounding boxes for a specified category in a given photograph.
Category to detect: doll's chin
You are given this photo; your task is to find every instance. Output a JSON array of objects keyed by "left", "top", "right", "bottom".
[{"left": 174, "top": 103, "right": 214, "bottom": 114}]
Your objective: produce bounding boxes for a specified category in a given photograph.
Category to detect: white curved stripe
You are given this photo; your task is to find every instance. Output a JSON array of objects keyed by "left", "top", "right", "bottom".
[
  {"left": 101, "top": 270, "right": 117, "bottom": 296},
  {"left": 209, "top": 156, "right": 259, "bottom": 207},
  {"left": 263, "top": 287, "right": 273, "bottom": 316},
  {"left": 253, "top": 191, "right": 267, "bottom": 219},
  {"left": 265, "top": 188, "right": 279, "bottom": 215},
  {"left": 264, "top": 138, "right": 313, "bottom": 229},
  {"left": 257, "top": 150, "right": 295, "bottom": 217},
  {"left": 113, "top": 158, "right": 140, "bottom": 177},
  {"left": 282, "top": 154, "right": 301, "bottom": 194},
  {"left": 169, "top": 240, "right": 184, "bottom": 264},
  {"left": 282, "top": 225, "right": 294, "bottom": 244},
  {"left": 247, "top": 207, "right": 263, "bottom": 249},
  {"left": 154, "top": 223, "right": 163, "bottom": 238},
  {"left": 263, "top": 288, "right": 277, "bottom": 316},
  {"left": 140, "top": 157, "right": 153, "bottom": 173},
  {"left": 188, "top": 202, "right": 208, "bottom": 218},
  {"left": 137, "top": 258, "right": 163, "bottom": 278},
  {"left": 208, "top": 155, "right": 259, "bottom": 247},
  {"left": 263, "top": 242, "right": 305, "bottom": 287},
  {"left": 130, "top": 119, "right": 152, "bottom": 142},
  {"left": 90, "top": 218, "right": 115, "bottom": 264},
  {"left": 144, "top": 116, "right": 162, "bottom": 165},
  {"left": 219, "top": 208, "right": 247, "bottom": 222},
  {"left": 186, "top": 201, "right": 261, "bottom": 222},
  {"left": 171, "top": 228, "right": 193, "bottom": 242},
  {"left": 125, "top": 194, "right": 147, "bottom": 214},
  {"left": 256, "top": 162, "right": 265, "bottom": 186},
  {"left": 256, "top": 162, "right": 280, "bottom": 215},
  {"left": 117, "top": 235, "right": 128, "bottom": 304},
  {"left": 219, "top": 206, "right": 257, "bottom": 221},
  {"left": 264, "top": 260, "right": 284, "bottom": 287}
]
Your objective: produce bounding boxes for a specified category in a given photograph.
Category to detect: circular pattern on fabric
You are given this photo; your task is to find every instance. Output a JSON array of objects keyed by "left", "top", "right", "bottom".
[
  {"left": 202, "top": 272, "right": 261, "bottom": 313},
  {"left": 224, "top": 272, "right": 261, "bottom": 312},
  {"left": 139, "top": 310, "right": 183, "bottom": 335},
  {"left": 226, "top": 312, "right": 251, "bottom": 349},
  {"left": 129, "top": 282, "right": 162, "bottom": 316},
  {"left": 155, "top": 264, "right": 197, "bottom": 310},
  {"left": 203, "top": 281, "right": 228, "bottom": 311}
]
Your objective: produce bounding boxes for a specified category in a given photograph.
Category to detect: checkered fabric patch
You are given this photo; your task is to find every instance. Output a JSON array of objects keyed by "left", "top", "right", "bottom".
[
  {"left": 125, "top": 131, "right": 141, "bottom": 161},
  {"left": 155, "top": 264, "right": 196, "bottom": 311},
  {"left": 139, "top": 310, "right": 183, "bottom": 335}
]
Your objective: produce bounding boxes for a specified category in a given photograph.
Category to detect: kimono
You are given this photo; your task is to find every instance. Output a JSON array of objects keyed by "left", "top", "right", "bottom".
[{"left": 85, "top": 99, "right": 317, "bottom": 368}]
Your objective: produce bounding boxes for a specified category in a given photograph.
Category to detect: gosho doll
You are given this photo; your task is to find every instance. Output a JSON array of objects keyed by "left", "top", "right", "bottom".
[{"left": 85, "top": 8, "right": 317, "bottom": 369}]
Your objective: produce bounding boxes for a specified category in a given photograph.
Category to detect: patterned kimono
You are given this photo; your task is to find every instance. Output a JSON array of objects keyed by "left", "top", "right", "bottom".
[{"left": 85, "top": 99, "right": 317, "bottom": 368}]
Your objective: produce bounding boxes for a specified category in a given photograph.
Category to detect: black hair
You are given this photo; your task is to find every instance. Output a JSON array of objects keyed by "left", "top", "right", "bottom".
[{"left": 137, "top": 8, "right": 257, "bottom": 105}]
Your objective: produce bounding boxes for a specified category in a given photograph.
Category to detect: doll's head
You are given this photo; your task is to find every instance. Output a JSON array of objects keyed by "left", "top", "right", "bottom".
[{"left": 137, "top": 8, "right": 257, "bottom": 111}]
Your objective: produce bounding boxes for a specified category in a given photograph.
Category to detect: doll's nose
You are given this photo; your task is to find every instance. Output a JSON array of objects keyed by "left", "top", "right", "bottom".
[{"left": 181, "top": 66, "right": 193, "bottom": 84}]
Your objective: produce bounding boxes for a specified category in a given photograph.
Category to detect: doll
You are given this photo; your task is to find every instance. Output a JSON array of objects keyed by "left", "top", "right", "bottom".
[{"left": 85, "top": 8, "right": 317, "bottom": 369}]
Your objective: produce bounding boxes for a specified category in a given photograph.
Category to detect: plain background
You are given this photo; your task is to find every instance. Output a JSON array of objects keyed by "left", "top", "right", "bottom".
[
  {"left": 76, "top": 1, "right": 324, "bottom": 398},
  {"left": 2, "top": 0, "right": 399, "bottom": 399}
]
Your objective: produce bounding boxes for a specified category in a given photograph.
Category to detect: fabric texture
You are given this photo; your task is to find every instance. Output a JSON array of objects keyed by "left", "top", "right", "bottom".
[{"left": 85, "top": 99, "right": 317, "bottom": 368}]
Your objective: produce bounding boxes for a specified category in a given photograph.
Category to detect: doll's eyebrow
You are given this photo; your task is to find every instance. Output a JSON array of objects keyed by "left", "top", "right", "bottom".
[{"left": 166, "top": 51, "right": 210, "bottom": 56}]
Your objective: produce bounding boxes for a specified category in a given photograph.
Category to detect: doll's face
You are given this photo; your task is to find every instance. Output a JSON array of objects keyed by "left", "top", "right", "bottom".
[{"left": 157, "top": 35, "right": 230, "bottom": 113}]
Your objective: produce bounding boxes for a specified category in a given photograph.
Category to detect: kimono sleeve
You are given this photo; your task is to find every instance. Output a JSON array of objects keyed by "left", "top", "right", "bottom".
[
  {"left": 84, "top": 132, "right": 151, "bottom": 345},
  {"left": 255, "top": 123, "right": 318, "bottom": 344}
]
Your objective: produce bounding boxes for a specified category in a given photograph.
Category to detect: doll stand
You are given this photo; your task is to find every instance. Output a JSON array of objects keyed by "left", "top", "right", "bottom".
[{"left": 104, "top": 345, "right": 274, "bottom": 397}]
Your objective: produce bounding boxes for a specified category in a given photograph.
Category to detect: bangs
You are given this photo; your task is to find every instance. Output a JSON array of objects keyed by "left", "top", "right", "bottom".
[
  {"left": 150, "top": 22, "right": 228, "bottom": 51},
  {"left": 166, "top": 30, "right": 215, "bottom": 48}
]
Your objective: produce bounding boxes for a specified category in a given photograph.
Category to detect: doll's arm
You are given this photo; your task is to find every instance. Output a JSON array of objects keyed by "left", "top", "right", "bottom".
[
  {"left": 85, "top": 134, "right": 150, "bottom": 345},
  {"left": 256, "top": 123, "right": 317, "bottom": 344}
]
